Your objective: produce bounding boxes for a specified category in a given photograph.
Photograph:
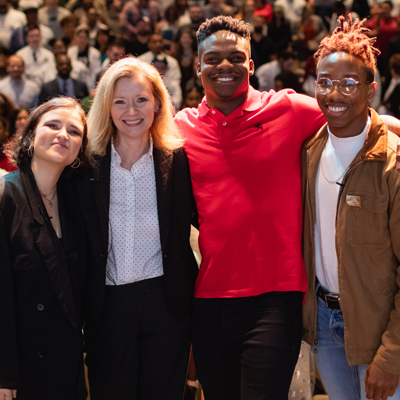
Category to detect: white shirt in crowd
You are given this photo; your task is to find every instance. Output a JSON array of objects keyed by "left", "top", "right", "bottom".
[
  {"left": 16, "top": 45, "right": 56, "bottom": 86},
  {"left": 314, "top": 118, "right": 371, "bottom": 294},
  {"left": 106, "top": 141, "right": 164, "bottom": 286},
  {"left": 0, "top": 8, "right": 26, "bottom": 48},
  {"left": 138, "top": 51, "right": 182, "bottom": 110},
  {"left": 255, "top": 60, "right": 281, "bottom": 92},
  {"left": 0, "top": 75, "right": 39, "bottom": 108},
  {"left": 67, "top": 45, "right": 101, "bottom": 90},
  {"left": 38, "top": 6, "right": 71, "bottom": 40}
]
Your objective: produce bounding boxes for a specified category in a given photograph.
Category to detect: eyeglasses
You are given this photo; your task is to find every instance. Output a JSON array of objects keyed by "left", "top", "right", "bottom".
[{"left": 315, "top": 78, "right": 370, "bottom": 96}]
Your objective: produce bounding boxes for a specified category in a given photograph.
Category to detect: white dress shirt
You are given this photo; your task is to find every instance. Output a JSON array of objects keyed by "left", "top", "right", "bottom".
[
  {"left": 106, "top": 141, "right": 163, "bottom": 286},
  {"left": 16, "top": 45, "right": 56, "bottom": 86}
]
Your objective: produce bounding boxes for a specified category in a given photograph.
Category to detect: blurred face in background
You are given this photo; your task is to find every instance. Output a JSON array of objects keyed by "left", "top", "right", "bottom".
[
  {"left": 185, "top": 87, "right": 202, "bottom": 108},
  {"left": 147, "top": 34, "right": 163, "bottom": 54},
  {"left": 27, "top": 28, "right": 41, "bottom": 49},
  {"left": 52, "top": 39, "right": 67, "bottom": 55},
  {"left": 7, "top": 56, "right": 24, "bottom": 80},
  {"left": 16, "top": 109, "right": 28, "bottom": 130},
  {"left": 76, "top": 30, "right": 90, "bottom": 50}
]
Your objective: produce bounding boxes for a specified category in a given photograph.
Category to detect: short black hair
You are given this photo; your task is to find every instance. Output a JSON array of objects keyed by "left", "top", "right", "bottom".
[
  {"left": 383, "top": 1, "right": 393, "bottom": 9},
  {"left": 196, "top": 16, "right": 250, "bottom": 48}
]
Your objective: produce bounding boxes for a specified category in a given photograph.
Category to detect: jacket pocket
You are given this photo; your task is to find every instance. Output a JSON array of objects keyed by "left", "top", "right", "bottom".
[{"left": 346, "top": 192, "right": 389, "bottom": 246}]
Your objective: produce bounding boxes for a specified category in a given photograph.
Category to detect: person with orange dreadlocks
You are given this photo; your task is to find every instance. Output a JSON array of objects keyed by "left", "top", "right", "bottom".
[{"left": 302, "top": 16, "right": 400, "bottom": 400}]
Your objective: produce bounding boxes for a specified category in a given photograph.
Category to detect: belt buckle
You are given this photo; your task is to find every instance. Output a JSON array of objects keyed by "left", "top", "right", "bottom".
[{"left": 323, "top": 293, "right": 340, "bottom": 309}]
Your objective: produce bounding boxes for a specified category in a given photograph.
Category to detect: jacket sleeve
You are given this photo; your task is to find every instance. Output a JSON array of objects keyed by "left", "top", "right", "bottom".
[
  {"left": 373, "top": 165, "right": 400, "bottom": 374},
  {"left": 0, "top": 208, "right": 20, "bottom": 389}
]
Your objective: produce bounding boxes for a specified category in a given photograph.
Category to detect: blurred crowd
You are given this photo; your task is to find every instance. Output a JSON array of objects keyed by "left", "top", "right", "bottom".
[{"left": 0, "top": 0, "right": 400, "bottom": 174}]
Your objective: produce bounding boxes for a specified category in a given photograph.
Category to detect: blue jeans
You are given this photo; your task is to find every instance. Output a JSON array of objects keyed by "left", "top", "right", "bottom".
[{"left": 315, "top": 295, "right": 400, "bottom": 400}]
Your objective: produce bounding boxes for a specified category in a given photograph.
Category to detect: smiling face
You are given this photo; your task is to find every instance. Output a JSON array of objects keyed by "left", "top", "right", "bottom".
[
  {"left": 27, "top": 28, "right": 41, "bottom": 49},
  {"left": 32, "top": 108, "right": 84, "bottom": 168},
  {"left": 316, "top": 52, "right": 376, "bottom": 138},
  {"left": 111, "top": 75, "right": 158, "bottom": 145},
  {"left": 7, "top": 56, "right": 24, "bottom": 80},
  {"left": 198, "top": 30, "right": 254, "bottom": 114}
]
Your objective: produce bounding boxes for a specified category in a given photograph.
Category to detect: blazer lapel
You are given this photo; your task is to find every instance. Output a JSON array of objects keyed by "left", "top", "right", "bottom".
[
  {"left": 21, "top": 165, "right": 79, "bottom": 332},
  {"left": 153, "top": 147, "right": 173, "bottom": 254},
  {"left": 95, "top": 147, "right": 111, "bottom": 253}
]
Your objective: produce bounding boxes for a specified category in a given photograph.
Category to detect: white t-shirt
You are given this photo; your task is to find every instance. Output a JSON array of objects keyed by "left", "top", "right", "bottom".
[{"left": 314, "top": 118, "right": 371, "bottom": 293}]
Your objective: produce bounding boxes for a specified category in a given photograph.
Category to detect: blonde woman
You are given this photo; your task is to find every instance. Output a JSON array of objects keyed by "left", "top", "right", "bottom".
[{"left": 75, "top": 57, "right": 198, "bottom": 400}]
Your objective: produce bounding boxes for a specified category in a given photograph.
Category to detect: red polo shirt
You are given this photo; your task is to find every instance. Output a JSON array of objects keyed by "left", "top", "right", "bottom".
[{"left": 175, "top": 87, "right": 325, "bottom": 298}]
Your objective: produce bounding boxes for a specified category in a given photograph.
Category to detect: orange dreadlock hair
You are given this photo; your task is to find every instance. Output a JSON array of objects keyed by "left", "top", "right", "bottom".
[{"left": 314, "top": 16, "right": 380, "bottom": 82}]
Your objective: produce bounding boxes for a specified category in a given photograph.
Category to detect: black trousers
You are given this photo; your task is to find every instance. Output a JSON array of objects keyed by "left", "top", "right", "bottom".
[
  {"left": 192, "top": 291, "right": 303, "bottom": 400},
  {"left": 84, "top": 277, "right": 191, "bottom": 400}
]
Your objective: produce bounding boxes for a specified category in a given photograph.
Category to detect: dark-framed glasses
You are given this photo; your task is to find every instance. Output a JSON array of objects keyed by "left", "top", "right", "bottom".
[{"left": 315, "top": 77, "right": 368, "bottom": 96}]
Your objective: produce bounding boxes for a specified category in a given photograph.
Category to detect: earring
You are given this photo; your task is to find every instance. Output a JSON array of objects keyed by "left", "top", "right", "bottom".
[
  {"left": 70, "top": 157, "right": 80, "bottom": 169},
  {"left": 28, "top": 145, "right": 34, "bottom": 157}
]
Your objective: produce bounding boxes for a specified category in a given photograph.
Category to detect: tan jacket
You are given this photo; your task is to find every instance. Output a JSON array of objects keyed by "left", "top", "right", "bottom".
[{"left": 302, "top": 109, "right": 400, "bottom": 374}]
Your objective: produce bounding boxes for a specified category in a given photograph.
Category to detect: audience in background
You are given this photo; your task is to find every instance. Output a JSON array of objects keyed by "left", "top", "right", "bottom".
[
  {"left": 10, "top": 7, "right": 54, "bottom": 52},
  {"left": 17, "top": 26, "right": 56, "bottom": 85},
  {"left": 256, "top": 50, "right": 297, "bottom": 92},
  {"left": 367, "top": 1, "right": 399, "bottom": 74},
  {"left": 274, "top": 69, "right": 304, "bottom": 93},
  {"left": 174, "top": 27, "right": 195, "bottom": 94},
  {"left": 250, "top": 15, "right": 274, "bottom": 68},
  {"left": 0, "top": 0, "right": 27, "bottom": 48},
  {"left": 0, "top": 54, "right": 39, "bottom": 107},
  {"left": 380, "top": 53, "right": 400, "bottom": 119},
  {"left": 38, "top": 0, "right": 71, "bottom": 39},
  {"left": 293, "top": 3, "right": 327, "bottom": 61},
  {"left": 8, "top": 107, "right": 27, "bottom": 137},
  {"left": 267, "top": 4, "right": 292, "bottom": 54},
  {"left": 139, "top": 32, "right": 181, "bottom": 109},
  {"left": 67, "top": 26, "right": 101, "bottom": 88},
  {"left": 39, "top": 53, "right": 88, "bottom": 102},
  {"left": 0, "top": 0, "right": 398, "bottom": 119},
  {"left": 120, "top": 0, "right": 163, "bottom": 41}
]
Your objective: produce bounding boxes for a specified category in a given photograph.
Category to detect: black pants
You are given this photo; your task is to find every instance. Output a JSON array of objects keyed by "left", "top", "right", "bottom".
[
  {"left": 84, "top": 277, "right": 191, "bottom": 400},
  {"left": 192, "top": 291, "right": 302, "bottom": 400}
]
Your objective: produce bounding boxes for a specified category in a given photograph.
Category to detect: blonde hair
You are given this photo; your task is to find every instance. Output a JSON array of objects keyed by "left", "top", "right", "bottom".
[{"left": 87, "top": 57, "right": 184, "bottom": 156}]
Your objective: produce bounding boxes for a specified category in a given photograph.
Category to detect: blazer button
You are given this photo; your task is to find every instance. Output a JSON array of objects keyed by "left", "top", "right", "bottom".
[
  {"left": 37, "top": 304, "right": 44, "bottom": 311},
  {"left": 37, "top": 351, "right": 44, "bottom": 359},
  {"left": 163, "top": 254, "right": 167, "bottom": 259}
]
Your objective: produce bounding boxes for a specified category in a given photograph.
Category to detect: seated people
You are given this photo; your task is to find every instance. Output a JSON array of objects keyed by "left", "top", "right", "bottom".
[
  {"left": 0, "top": 55, "right": 39, "bottom": 108},
  {"left": 16, "top": 26, "right": 57, "bottom": 86},
  {"left": 39, "top": 54, "right": 88, "bottom": 103}
]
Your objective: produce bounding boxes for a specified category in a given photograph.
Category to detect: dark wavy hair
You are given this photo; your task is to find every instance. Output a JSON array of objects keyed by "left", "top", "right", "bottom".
[
  {"left": 314, "top": 15, "right": 380, "bottom": 83},
  {"left": 6, "top": 97, "right": 94, "bottom": 176},
  {"left": 196, "top": 16, "right": 251, "bottom": 48}
]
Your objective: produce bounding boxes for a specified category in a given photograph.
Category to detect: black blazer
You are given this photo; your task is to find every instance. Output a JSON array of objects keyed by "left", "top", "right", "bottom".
[
  {"left": 75, "top": 145, "right": 198, "bottom": 324},
  {"left": 0, "top": 164, "right": 87, "bottom": 399},
  {"left": 38, "top": 78, "right": 89, "bottom": 104}
]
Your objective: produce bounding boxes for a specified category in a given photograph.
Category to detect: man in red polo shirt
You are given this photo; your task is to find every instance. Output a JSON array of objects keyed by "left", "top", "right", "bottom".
[{"left": 174, "top": 15, "right": 326, "bottom": 400}]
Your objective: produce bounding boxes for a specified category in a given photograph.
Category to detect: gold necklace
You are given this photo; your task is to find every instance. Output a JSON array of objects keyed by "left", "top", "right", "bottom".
[{"left": 40, "top": 190, "right": 56, "bottom": 207}]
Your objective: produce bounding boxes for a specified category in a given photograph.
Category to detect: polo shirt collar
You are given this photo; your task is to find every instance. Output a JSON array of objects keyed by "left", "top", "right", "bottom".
[{"left": 198, "top": 86, "right": 263, "bottom": 118}]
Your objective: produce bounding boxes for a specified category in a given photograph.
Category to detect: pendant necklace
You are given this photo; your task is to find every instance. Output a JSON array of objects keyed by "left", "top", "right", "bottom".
[{"left": 40, "top": 190, "right": 56, "bottom": 207}]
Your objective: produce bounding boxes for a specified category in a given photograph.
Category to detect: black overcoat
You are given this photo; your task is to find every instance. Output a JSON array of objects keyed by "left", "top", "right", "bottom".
[{"left": 0, "top": 163, "right": 88, "bottom": 399}]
